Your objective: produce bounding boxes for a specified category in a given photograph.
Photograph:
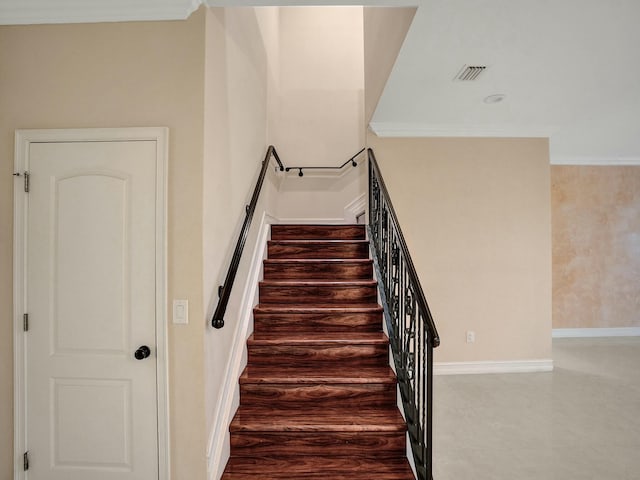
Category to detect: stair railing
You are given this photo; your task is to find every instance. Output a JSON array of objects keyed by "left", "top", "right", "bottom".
[
  {"left": 211, "top": 145, "right": 284, "bottom": 328},
  {"left": 367, "top": 148, "right": 440, "bottom": 480},
  {"left": 211, "top": 146, "right": 366, "bottom": 329},
  {"left": 284, "top": 147, "right": 364, "bottom": 177}
]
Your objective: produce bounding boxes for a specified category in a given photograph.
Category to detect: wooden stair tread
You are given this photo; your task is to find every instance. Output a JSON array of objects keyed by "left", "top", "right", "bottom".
[
  {"left": 269, "top": 239, "right": 369, "bottom": 244},
  {"left": 260, "top": 279, "right": 378, "bottom": 286},
  {"left": 248, "top": 331, "right": 388, "bottom": 345},
  {"left": 263, "top": 259, "right": 374, "bottom": 280},
  {"left": 271, "top": 224, "right": 366, "bottom": 241},
  {"left": 240, "top": 365, "right": 396, "bottom": 384},
  {"left": 230, "top": 407, "right": 406, "bottom": 432},
  {"left": 224, "top": 456, "right": 413, "bottom": 478},
  {"left": 264, "top": 258, "right": 372, "bottom": 264},
  {"left": 254, "top": 303, "right": 382, "bottom": 313},
  {"left": 223, "top": 224, "right": 412, "bottom": 476}
]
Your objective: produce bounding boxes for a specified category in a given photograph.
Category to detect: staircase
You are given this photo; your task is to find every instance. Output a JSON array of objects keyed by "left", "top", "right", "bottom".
[{"left": 221, "top": 224, "right": 414, "bottom": 479}]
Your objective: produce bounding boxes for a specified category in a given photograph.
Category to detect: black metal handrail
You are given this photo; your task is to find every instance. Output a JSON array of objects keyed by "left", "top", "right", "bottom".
[
  {"left": 211, "top": 145, "right": 283, "bottom": 329},
  {"left": 367, "top": 148, "right": 440, "bottom": 480},
  {"left": 284, "top": 147, "right": 365, "bottom": 177}
]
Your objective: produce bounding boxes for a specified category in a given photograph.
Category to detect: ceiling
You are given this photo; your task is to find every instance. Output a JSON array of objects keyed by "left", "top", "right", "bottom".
[{"left": 2, "top": 0, "right": 639, "bottom": 164}]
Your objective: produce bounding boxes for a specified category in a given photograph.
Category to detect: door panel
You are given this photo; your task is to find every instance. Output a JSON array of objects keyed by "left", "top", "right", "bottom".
[
  {"left": 52, "top": 378, "right": 132, "bottom": 470},
  {"left": 54, "top": 173, "right": 128, "bottom": 355},
  {"left": 26, "top": 140, "right": 159, "bottom": 480}
]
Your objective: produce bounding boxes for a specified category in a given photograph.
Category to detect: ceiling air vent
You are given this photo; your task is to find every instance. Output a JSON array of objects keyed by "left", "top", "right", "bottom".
[{"left": 454, "top": 65, "right": 487, "bottom": 81}]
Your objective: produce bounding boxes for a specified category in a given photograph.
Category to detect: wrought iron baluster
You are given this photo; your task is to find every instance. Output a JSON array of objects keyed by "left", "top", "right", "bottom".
[{"left": 367, "top": 149, "right": 440, "bottom": 480}]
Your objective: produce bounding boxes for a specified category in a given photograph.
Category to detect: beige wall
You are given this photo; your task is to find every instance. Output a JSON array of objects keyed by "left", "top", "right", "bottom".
[
  {"left": 274, "top": 166, "right": 366, "bottom": 222},
  {"left": 367, "top": 135, "right": 552, "bottom": 363},
  {"left": 271, "top": 7, "right": 365, "bottom": 166},
  {"left": 0, "top": 12, "right": 207, "bottom": 479},
  {"left": 363, "top": 6, "right": 416, "bottom": 124},
  {"left": 203, "top": 7, "right": 271, "bottom": 321},
  {"left": 552, "top": 165, "right": 640, "bottom": 329},
  {"left": 202, "top": 7, "right": 275, "bottom": 474},
  {"left": 266, "top": 6, "right": 368, "bottom": 223}
]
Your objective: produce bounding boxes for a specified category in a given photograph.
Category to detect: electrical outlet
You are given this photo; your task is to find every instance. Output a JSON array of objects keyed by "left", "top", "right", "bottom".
[{"left": 466, "top": 330, "right": 475, "bottom": 343}]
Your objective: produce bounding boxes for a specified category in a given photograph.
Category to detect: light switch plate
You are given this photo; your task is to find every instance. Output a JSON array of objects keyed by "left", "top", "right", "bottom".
[{"left": 173, "top": 299, "right": 189, "bottom": 325}]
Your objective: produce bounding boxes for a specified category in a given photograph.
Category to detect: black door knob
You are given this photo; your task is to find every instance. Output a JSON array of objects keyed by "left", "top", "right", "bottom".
[{"left": 134, "top": 345, "right": 151, "bottom": 360}]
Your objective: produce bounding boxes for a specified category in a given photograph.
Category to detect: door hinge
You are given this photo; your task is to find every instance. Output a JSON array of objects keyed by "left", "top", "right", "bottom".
[
  {"left": 23, "top": 451, "right": 29, "bottom": 471},
  {"left": 23, "top": 313, "right": 29, "bottom": 332}
]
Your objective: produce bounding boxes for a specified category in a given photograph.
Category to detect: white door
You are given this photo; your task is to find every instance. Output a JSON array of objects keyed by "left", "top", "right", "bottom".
[{"left": 20, "top": 135, "right": 165, "bottom": 480}]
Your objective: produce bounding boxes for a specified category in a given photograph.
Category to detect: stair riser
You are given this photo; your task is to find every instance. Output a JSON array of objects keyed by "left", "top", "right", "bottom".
[
  {"left": 268, "top": 242, "right": 369, "bottom": 260},
  {"left": 271, "top": 225, "right": 365, "bottom": 241},
  {"left": 230, "top": 432, "right": 405, "bottom": 457},
  {"left": 240, "top": 384, "right": 396, "bottom": 408},
  {"left": 248, "top": 344, "right": 388, "bottom": 367},
  {"left": 263, "top": 261, "right": 373, "bottom": 280},
  {"left": 224, "top": 457, "right": 415, "bottom": 480},
  {"left": 223, "top": 472, "right": 413, "bottom": 480},
  {"left": 259, "top": 284, "right": 377, "bottom": 304},
  {"left": 253, "top": 312, "right": 382, "bottom": 333}
]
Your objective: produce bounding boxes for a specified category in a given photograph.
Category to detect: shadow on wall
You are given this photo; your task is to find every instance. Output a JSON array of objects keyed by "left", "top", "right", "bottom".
[{"left": 275, "top": 151, "right": 367, "bottom": 224}]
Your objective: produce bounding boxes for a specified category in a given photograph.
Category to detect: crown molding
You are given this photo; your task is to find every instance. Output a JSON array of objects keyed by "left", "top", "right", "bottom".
[
  {"left": 550, "top": 155, "right": 640, "bottom": 166},
  {"left": 369, "top": 122, "right": 558, "bottom": 139},
  {"left": 0, "top": 0, "right": 201, "bottom": 25}
]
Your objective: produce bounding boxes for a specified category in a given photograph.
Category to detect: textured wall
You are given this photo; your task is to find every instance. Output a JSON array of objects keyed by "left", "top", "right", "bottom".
[{"left": 552, "top": 166, "right": 640, "bottom": 328}]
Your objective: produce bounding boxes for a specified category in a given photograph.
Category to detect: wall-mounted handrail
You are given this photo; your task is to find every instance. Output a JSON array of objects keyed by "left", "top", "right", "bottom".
[
  {"left": 284, "top": 147, "right": 365, "bottom": 177},
  {"left": 211, "top": 145, "right": 283, "bottom": 329},
  {"left": 211, "top": 145, "right": 367, "bottom": 329},
  {"left": 367, "top": 148, "right": 440, "bottom": 480}
]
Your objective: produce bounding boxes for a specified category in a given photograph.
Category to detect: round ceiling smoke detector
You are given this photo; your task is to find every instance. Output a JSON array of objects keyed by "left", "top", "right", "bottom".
[{"left": 484, "top": 94, "right": 506, "bottom": 104}]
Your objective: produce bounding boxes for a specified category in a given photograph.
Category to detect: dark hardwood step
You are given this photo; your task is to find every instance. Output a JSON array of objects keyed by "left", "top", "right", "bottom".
[
  {"left": 231, "top": 407, "right": 406, "bottom": 433},
  {"left": 259, "top": 280, "right": 378, "bottom": 304},
  {"left": 240, "top": 365, "right": 396, "bottom": 408},
  {"left": 240, "top": 383, "right": 395, "bottom": 409},
  {"left": 223, "top": 224, "right": 411, "bottom": 478},
  {"left": 253, "top": 303, "right": 383, "bottom": 333},
  {"left": 268, "top": 240, "right": 369, "bottom": 259},
  {"left": 263, "top": 258, "right": 373, "bottom": 280},
  {"left": 230, "top": 431, "right": 406, "bottom": 457},
  {"left": 223, "top": 456, "right": 414, "bottom": 479},
  {"left": 249, "top": 331, "right": 388, "bottom": 344},
  {"left": 240, "top": 365, "right": 396, "bottom": 384},
  {"left": 271, "top": 224, "right": 366, "bottom": 241},
  {"left": 247, "top": 332, "right": 388, "bottom": 367}
]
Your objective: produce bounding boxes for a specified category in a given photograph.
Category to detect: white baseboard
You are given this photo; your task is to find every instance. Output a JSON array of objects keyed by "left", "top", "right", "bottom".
[
  {"left": 550, "top": 156, "right": 640, "bottom": 165},
  {"left": 435, "top": 359, "right": 553, "bottom": 375},
  {"left": 274, "top": 217, "right": 346, "bottom": 224},
  {"left": 206, "top": 213, "right": 271, "bottom": 479},
  {"left": 553, "top": 327, "right": 640, "bottom": 338},
  {"left": 343, "top": 193, "right": 366, "bottom": 224}
]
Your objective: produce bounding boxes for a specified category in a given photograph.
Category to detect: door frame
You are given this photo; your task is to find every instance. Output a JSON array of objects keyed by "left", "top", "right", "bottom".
[{"left": 13, "top": 127, "right": 170, "bottom": 480}]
